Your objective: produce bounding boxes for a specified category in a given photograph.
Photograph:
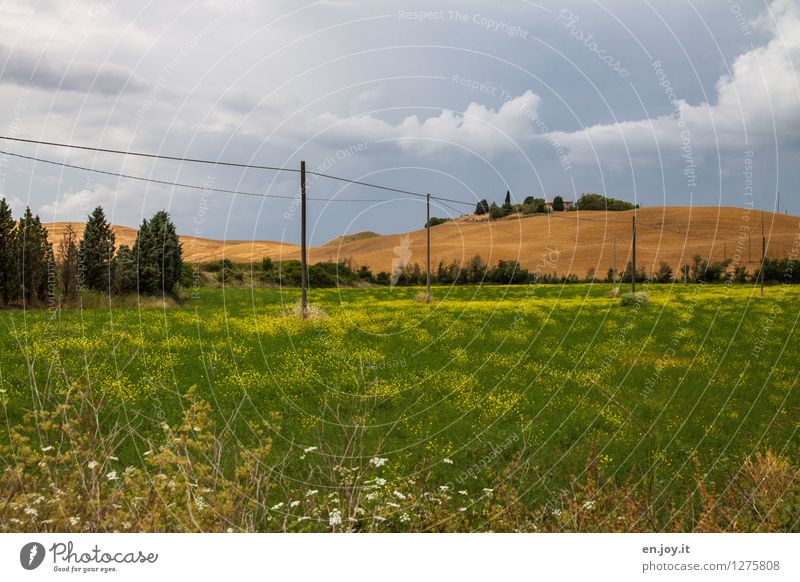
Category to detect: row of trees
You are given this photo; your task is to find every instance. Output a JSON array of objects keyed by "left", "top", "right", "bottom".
[
  {"left": 473, "top": 192, "right": 636, "bottom": 220},
  {"left": 0, "top": 199, "right": 183, "bottom": 306},
  {"left": 0, "top": 199, "right": 56, "bottom": 306},
  {"left": 194, "top": 251, "right": 799, "bottom": 290}
]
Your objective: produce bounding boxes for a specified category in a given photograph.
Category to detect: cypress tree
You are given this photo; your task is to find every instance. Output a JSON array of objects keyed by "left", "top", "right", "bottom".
[
  {"left": 134, "top": 211, "right": 183, "bottom": 295},
  {"left": 113, "top": 244, "right": 137, "bottom": 295},
  {"left": 0, "top": 198, "right": 16, "bottom": 305},
  {"left": 503, "top": 190, "right": 512, "bottom": 209},
  {"left": 57, "top": 224, "right": 80, "bottom": 299},
  {"left": 79, "top": 206, "right": 115, "bottom": 293},
  {"left": 16, "top": 207, "right": 50, "bottom": 305}
]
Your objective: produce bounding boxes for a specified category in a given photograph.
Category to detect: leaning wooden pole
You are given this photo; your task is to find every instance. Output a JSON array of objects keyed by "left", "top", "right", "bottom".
[
  {"left": 612, "top": 233, "right": 617, "bottom": 288},
  {"left": 426, "top": 193, "right": 431, "bottom": 304},
  {"left": 300, "top": 160, "right": 308, "bottom": 318},
  {"left": 631, "top": 215, "right": 637, "bottom": 294},
  {"left": 761, "top": 214, "right": 766, "bottom": 297}
]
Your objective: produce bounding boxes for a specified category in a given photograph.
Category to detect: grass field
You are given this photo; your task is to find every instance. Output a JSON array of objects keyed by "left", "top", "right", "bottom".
[{"left": 2, "top": 283, "right": 799, "bottom": 532}]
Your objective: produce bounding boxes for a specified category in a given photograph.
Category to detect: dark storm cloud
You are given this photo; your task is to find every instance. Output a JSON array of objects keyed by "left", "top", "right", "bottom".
[{"left": 0, "top": 44, "right": 146, "bottom": 95}]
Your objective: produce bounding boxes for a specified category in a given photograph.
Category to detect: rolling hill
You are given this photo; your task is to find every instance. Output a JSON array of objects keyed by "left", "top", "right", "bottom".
[{"left": 45, "top": 206, "right": 799, "bottom": 277}]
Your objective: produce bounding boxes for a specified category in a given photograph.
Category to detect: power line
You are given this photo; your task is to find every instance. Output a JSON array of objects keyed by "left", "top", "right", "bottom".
[
  {"left": 0, "top": 148, "right": 392, "bottom": 203},
  {"left": 0, "top": 134, "right": 476, "bottom": 207}
]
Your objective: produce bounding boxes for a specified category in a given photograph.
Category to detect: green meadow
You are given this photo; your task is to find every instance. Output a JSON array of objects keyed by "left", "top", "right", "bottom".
[{"left": 1, "top": 283, "right": 799, "bottom": 531}]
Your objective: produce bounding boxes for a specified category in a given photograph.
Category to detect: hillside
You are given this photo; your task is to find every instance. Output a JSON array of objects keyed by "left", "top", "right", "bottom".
[{"left": 46, "top": 207, "right": 798, "bottom": 277}]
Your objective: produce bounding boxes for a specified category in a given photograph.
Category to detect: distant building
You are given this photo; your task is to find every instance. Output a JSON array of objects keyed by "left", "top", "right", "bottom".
[{"left": 545, "top": 199, "right": 575, "bottom": 211}]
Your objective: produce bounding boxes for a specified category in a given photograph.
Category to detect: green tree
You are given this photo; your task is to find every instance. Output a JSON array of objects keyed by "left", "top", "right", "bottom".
[
  {"left": 503, "top": 190, "right": 512, "bottom": 211},
  {"left": 113, "top": 244, "right": 138, "bottom": 294},
  {"left": 489, "top": 202, "right": 503, "bottom": 220},
  {"left": 134, "top": 211, "right": 183, "bottom": 295},
  {"left": 16, "top": 207, "right": 51, "bottom": 305},
  {"left": 552, "top": 195, "right": 565, "bottom": 212},
  {"left": 0, "top": 198, "right": 16, "bottom": 305},
  {"left": 79, "top": 206, "right": 116, "bottom": 293},
  {"left": 654, "top": 261, "right": 673, "bottom": 283},
  {"left": 57, "top": 224, "right": 80, "bottom": 299},
  {"left": 474, "top": 199, "right": 489, "bottom": 215}
]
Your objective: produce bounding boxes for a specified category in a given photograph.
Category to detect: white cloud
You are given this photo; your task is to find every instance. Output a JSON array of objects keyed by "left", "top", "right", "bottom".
[
  {"left": 550, "top": 0, "right": 800, "bottom": 162},
  {"left": 310, "top": 90, "right": 543, "bottom": 156}
]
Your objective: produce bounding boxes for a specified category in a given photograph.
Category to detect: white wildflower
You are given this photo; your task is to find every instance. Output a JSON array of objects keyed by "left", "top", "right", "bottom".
[
  {"left": 369, "top": 457, "right": 388, "bottom": 467},
  {"left": 303, "top": 446, "right": 318, "bottom": 453},
  {"left": 459, "top": 490, "right": 468, "bottom": 496},
  {"left": 439, "top": 485, "right": 450, "bottom": 492},
  {"left": 400, "top": 513, "right": 410, "bottom": 523},
  {"left": 375, "top": 478, "right": 387, "bottom": 486},
  {"left": 582, "top": 500, "right": 596, "bottom": 511},
  {"left": 24, "top": 507, "right": 38, "bottom": 517},
  {"left": 290, "top": 500, "right": 301, "bottom": 508},
  {"left": 305, "top": 489, "right": 319, "bottom": 497},
  {"left": 68, "top": 516, "right": 80, "bottom": 526},
  {"left": 271, "top": 502, "right": 284, "bottom": 511},
  {"left": 105, "top": 470, "right": 118, "bottom": 481},
  {"left": 392, "top": 490, "right": 406, "bottom": 500},
  {"left": 482, "top": 488, "right": 493, "bottom": 494},
  {"left": 87, "top": 461, "right": 100, "bottom": 470},
  {"left": 41, "top": 445, "right": 54, "bottom": 452},
  {"left": 442, "top": 457, "right": 453, "bottom": 464},
  {"left": 328, "top": 509, "right": 342, "bottom": 527}
]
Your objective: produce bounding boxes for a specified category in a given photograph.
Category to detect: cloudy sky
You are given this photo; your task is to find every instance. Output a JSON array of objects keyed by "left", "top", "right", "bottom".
[{"left": 0, "top": 0, "right": 797, "bottom": 244}]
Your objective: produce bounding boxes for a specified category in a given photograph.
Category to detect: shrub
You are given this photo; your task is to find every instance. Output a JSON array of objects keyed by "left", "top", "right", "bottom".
[
  {"left": 619, "top": 291, "right": 649, "bottom": 306},
  {"left": 425, "top": 217, "right": 451, "bottom": 228}
]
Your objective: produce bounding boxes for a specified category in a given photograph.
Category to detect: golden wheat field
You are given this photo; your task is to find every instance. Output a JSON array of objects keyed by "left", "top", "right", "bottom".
[{"left": 46, "top": 207, "right": 797, "bottom": 276}]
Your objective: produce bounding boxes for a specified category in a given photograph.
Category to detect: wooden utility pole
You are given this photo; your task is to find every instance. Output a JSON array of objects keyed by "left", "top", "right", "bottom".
[
  {"left": 612, "top": 233, "right": 617, "bottom": 288},
  {"left": 760, "top": 214, "right": 765, "bottom": 297},
  {"left": 426, "top": 193, "right": 431, "bottom": 303},
  {"left": 300, "top": 160, "right": 308, "bottom": 318},
  {"left": 631, "top": 215, "right": 637, "bottom": 293}
]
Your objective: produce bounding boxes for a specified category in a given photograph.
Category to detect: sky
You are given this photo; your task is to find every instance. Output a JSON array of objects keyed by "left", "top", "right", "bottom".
[{"left": 0, "top": 0, "right": 797, "bottom": 245}]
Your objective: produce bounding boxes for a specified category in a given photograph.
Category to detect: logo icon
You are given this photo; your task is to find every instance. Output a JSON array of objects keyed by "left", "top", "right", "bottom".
[{"left": 20, "top": 542, "right": 46, "bottom": 570}]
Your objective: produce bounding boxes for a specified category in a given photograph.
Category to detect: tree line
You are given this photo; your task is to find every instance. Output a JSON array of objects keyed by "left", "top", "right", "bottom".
[
  {"left": 472, "top": 192, "right": 637, "bottom": 220},
  {"left": 195, "top": 250, "right": 799, "bottom": 290},
  {"left": 0, "top": 198, "right": 182, "bottom": 307}
]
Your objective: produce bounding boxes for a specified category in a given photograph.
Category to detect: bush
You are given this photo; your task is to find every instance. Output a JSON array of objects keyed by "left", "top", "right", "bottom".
[
  {"left": 425, "top": 217, "right": 451, "bottom": 228},
  {"left": 619, "top": 291, "right": 649, "bottom": 306},
  {"left": 575, "top": 193, "right": 637, "bottom": 211}
]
